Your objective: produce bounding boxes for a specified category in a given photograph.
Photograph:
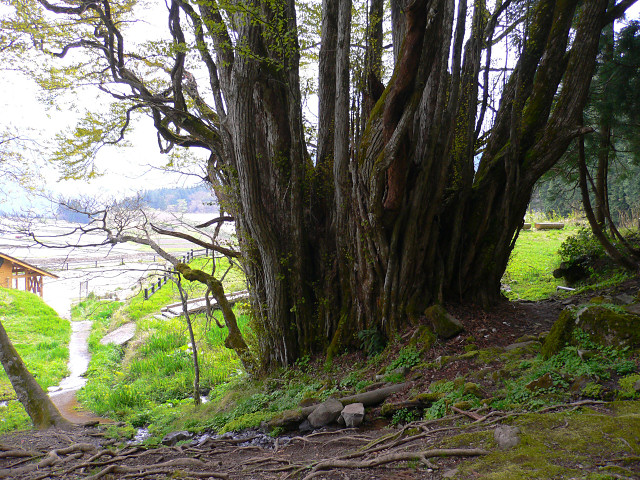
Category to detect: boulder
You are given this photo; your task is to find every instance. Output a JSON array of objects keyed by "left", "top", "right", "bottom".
[
  {"left": 267, "top": 409, "right": 307, "bottom": 430},
  {"left": 540, "top": 304, "right": 640, "bottom": 358},
  {"left": 569, "top": 375, "right": 590, "bottom": 395},
  {"left": 494, "top": 425, "right": 520, "bottom": 449},
  {"left": 576, "top": 306, "right": 640, "bottom": 349},
  {"left": 626, "top": 304, "right": 640, "bottom": 316},
  {"left": 162, "top": 430, "right": 193, "bottom": 446},
  {"left": 308, "top": 398, "right": 343, "bottom": 428},
  {"left": 614, "top": 294, "right": 635, "bottom": 305},
  {"left": 340, "top": 403, "right": 365, "bottom": 428},
  {"left": 298, "top": 419, "right": 313, "bottom": 432},
  {"left": 541, "top": 309, "right": 575, "bottom": 359},
  {"left": 424, "top": 305, "right": 463, "bottom": 340},
  {"left": 525, "top": 372, "right": 553, "bottom": 392}
]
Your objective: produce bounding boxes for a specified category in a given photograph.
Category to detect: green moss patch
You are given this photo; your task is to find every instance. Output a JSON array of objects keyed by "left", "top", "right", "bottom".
[{"left": 449, "top": 402, "right": 640, "bottom": 479}]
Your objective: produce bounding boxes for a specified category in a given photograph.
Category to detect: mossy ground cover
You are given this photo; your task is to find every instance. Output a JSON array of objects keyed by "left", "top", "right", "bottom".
[
  {"left": 446, "top": 403, "right": 640, "bottom": 479},
  {"left": 0, "top": 288, "right": 71, "bottom": 433}
]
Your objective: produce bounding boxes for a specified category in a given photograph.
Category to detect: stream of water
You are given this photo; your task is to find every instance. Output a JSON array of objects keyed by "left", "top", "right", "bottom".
[{"left": 48, "top": 320, "right": 108, "bottom": 424}]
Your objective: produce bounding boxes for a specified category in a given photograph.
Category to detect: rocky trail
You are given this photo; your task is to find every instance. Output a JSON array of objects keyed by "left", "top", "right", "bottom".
[{"left": 1, "top": 279, "right": 639, "bottom": 479}]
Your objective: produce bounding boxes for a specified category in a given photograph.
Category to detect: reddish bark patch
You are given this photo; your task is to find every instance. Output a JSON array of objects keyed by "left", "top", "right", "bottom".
[{"left": 382, "top": 0, "right": 429, "bottom": 210}]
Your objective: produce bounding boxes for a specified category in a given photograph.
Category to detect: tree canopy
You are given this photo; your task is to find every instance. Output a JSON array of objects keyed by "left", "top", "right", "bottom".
[{"left": 2, "top": 0, "right": 638, "bottom": 369}]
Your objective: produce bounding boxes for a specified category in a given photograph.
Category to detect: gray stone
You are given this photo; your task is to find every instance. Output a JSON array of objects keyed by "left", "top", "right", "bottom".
[
  {"left": 100, "top": 323, "right": 136, "bottom": 346},
  {"left": 442, "top": 468, "right": 459, "bottom": 478},
  {"left": 298, "top": 419, "right": 313, "bottom": 432},
  {"left": 162, "top": 430, "right": 193, "bottom": 446},
  {"left": 308, "top": 398, "right": 343, "bottom": 427},
  {"left": 626, "top": 304, "right": 640, "bottom": 315},
  {"left": 633, "top": 380, "right": 640, "bottom": 393},
  {"left": 340, "top": 402, "right": 365, "bottom": 428},
  {"left": 494, "top": 425, "right": 520, "bottom": 449},
  {"left": 614, "top": 294, "right": 635, "bottom": 305}
]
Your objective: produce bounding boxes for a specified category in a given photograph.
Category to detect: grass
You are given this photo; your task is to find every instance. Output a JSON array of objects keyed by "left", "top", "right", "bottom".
[
  {"left": 0, "top": 288, "right": 70, "bottom": 433},
  {"left": 76, "top": 268, "right": 252, "bottom": 439},
  {"left": 124, "top": 257, "right": 245, "bottom": 322},
  {"left": 502, "top": 224, "right": 579, "bottom": 300},
  {"left": 504, "top": 217, "right": 639, "bottom": 301},
  {"left": 447, "top": 403, "right": 640, "bottom": 479}
]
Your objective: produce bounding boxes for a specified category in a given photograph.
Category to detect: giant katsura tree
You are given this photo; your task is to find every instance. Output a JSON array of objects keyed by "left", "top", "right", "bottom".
[{"left": 3, "top": 0, "right": 637, "bottom": 369}]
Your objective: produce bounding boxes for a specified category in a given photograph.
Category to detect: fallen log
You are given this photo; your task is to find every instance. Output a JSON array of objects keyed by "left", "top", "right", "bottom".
[{"left": 339, "top": 382, "right": 411, "bottom": 407}]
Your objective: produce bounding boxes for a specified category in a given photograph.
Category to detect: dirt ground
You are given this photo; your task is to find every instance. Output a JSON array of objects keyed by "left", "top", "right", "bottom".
[{"left": 1, "top": 278, "right": 639, "bottom": 479}]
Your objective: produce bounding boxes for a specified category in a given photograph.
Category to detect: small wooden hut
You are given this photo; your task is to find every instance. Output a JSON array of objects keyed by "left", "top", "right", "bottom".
[{"left": 0, "top": 253, "right": 58, "bottom": 297}]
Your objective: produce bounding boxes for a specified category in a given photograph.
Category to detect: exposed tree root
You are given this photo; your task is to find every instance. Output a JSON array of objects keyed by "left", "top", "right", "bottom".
[
  {"left": 300, "top": 448, "right": 488, "bottom": 480},
  {"left": 84, "top": 458, "right": 229, "bottom": 480}
]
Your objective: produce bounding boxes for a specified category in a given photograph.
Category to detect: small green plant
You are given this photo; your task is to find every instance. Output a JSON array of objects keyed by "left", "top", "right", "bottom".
[
  {"left": 425, "top": 398, "right": 448, "bottom": 419},
  {"left": 295, "top": 355, "right": 311, "bottom": 371},
  {"left": 357, "top": 329, "right": 386, "bottom": 356},
  {"left": 581, "top": 382, "right": 603, "bottom": 399},
  {"left": 391, "top": 407, "right": 422, "bottom": 425},
  {"left": 617, "top": 374, "right": 640, "bottom": 399},
  {"left": 558, "top": 227, "right": 605, "bottom": 263},
  {"left": 387, "top": 347, "right": 421, "bottom": 372}
]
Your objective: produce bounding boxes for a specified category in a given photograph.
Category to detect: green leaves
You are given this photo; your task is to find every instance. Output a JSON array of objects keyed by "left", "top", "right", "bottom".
[{"left": 51, "top": 104, "right": 135, "bottom": 180}]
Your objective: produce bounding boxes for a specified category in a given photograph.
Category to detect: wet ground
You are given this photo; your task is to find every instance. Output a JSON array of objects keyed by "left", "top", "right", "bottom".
[{"left": 48, "top": 321, "right": 111, "bottom": 425}]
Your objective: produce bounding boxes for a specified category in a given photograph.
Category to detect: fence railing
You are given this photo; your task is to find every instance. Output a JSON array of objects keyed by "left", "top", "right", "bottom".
[{"left": 143, "top": 248, "right": 221, "bottom": 300}]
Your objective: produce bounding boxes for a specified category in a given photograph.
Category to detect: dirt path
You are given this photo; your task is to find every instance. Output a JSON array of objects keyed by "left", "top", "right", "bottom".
[{"left": 48, "top": 321, "right": 111, "bottom": 426}]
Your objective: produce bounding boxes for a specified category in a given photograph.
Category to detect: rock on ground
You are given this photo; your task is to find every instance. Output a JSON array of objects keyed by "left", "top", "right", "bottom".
[
  {"left": 340, "top": 403, "right": 365, "bottom": 428},
  {"left": 494, "top": 425, "right": 521, "bottom": 449},
  {"left": 308, "top": 398, "right": 343, "bottom": 427}
]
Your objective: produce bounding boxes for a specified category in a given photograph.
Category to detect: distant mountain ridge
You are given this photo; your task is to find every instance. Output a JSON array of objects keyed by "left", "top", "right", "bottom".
[
  {"left": 55, "top": 185, "right": 217, "bottom": 223},
  {"left": 140, "top": 185, "right": 216, "bottom": 213}
]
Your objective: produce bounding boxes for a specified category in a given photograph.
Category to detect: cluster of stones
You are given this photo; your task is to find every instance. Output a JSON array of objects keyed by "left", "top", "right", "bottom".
[{"left": 302, "top": 399, "right": 365, "bottom": 430}]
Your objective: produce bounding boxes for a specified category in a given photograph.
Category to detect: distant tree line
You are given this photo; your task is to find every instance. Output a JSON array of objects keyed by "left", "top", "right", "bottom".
[
  {"left": 139, "top": 186, "right": 216, "bottom": 213},
  {"left": 55, "top": 186, "right": 217, "bottom": 223},
  {"left": 531, "top": 21, "right": 640, "bottom": 226}
]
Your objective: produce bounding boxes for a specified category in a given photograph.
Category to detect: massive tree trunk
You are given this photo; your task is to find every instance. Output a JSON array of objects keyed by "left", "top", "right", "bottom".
[
  {"left": 29, "top": 0, "right": 638, "bottom": 369},
  {"left": 0, "top": 320, "right": 71, "bottom": 429}
]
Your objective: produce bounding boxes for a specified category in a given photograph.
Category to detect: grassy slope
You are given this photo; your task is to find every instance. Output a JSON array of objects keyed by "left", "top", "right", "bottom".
[
  {"left": 77, "top": 257, "right": 249, "bottom": 438},
  {"left": 502, "top": 225, "right": 576, "bottom": 300},
  {"left": 0, "top": 288, "right": 71, "bottom": 433}
]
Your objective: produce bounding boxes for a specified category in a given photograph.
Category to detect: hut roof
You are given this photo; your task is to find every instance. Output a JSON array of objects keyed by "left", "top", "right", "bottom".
[{"left": 0, "top": 252, "right": 59, "bottom": 279}]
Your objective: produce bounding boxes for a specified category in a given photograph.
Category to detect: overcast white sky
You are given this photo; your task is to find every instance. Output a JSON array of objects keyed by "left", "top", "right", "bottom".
[
  {"left": 0, "top": 0, "right": 205, "bottom": 213},
  {"left": 1, "top": 0, "right": 637, "bottom": 214}
]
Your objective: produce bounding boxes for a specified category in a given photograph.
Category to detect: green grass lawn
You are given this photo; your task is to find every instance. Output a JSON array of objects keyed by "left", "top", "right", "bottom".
[
  {"left": 502, "top": 225, "right": 579, "bottom": 300},
  {"left": 0, "top": 288, "right": 71, "bottom": 432}
]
